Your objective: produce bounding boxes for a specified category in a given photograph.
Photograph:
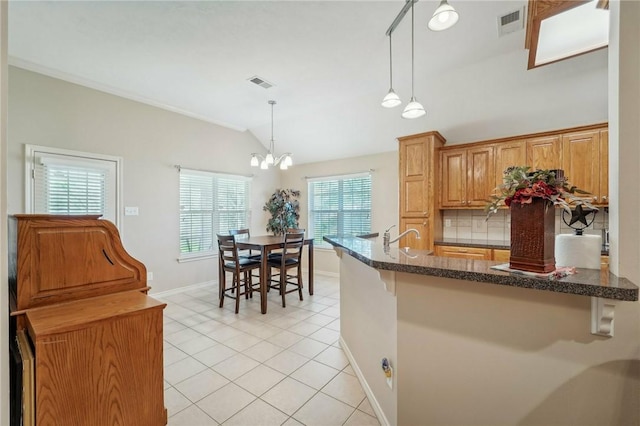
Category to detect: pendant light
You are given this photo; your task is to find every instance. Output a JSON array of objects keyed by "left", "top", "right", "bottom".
[
  {"left": 428, "top": 0, "right": 459, "bottom": 32},
  {"left": 250, "top": 100, "right": 293, "bottom": 170},
  {"left": 402, "top": 0, "right": 426, "bottom": 119},
  {"left": 381, "top": 33, "right": 401, "bottom": 108}
]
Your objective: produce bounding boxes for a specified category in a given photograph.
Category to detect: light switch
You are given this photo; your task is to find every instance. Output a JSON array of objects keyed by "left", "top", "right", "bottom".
[{"left": 124, "top": 206, "right": 139, "bottom": 216}]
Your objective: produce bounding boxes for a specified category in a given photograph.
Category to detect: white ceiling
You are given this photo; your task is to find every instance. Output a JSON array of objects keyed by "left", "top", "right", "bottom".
[{"left": 7, "top": 1, "right": 609, "bottom": 165}]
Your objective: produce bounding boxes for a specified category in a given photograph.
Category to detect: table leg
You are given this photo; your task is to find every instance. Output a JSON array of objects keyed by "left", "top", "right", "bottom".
[
  {"left": 308, "top": 240, "right": 314, "bottom": 295},
  {"left": 260, "top": 246, "right": 268, "bottom": 314}
]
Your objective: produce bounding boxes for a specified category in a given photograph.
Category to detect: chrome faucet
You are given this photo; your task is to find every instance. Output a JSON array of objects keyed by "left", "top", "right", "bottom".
[{"left": 383, "top": 225, "right": 421, "bottom": 249}]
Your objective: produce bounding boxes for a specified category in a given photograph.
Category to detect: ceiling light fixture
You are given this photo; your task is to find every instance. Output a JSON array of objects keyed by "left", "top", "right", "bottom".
[
  {"left": 250, "top": 100, "right": 292, "bottom": 170},
  {"left": 428, "top": 0, "right": 459, "bottom": 32},
  {"left": 401, "top": 0, "right": 426, "bottom": 119},
  {"left": 381, "top": 33, "right": 401, "bottom": 108}
]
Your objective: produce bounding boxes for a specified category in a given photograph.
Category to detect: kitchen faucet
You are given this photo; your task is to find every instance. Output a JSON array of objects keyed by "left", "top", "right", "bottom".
[{"left": 383, "top": 225, "right": 421, "bottom": 249}]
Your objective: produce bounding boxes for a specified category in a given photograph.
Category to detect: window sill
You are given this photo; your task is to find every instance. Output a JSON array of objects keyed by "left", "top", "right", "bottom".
[{"left": 177, "top": 253, "right": 217, "bottom": 263}]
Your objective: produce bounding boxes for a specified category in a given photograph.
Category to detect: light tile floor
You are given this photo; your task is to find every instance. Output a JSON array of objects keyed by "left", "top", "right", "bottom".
[{"left": 158, "top": 274, "right": 381, "bottom": 426}]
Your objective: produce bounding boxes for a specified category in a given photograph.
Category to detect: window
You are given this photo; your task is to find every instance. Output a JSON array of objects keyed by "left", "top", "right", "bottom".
[
  {"left": 308, "top": 173, "right": 371, "bottom": 248},
  {"left": 26, "top": 145, "right": 121, "bottom": 226},
  {"left": 179, "top": 168, "right": 251, "bottom": 258}
]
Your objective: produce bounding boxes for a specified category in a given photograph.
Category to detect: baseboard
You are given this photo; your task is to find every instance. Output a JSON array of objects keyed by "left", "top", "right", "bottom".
[
  {"left": 150, "top": 280, "right": 215, "bottom": 298},
  {"left": 340, "top": 336, "right": 391, "bottom": 426}
]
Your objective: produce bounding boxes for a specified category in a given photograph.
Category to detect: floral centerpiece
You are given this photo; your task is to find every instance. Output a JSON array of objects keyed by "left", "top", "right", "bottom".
[
  {"left": 486, "top": 166, "right": 596, "bottom": 273},
  {"left": 485, "top": 166, "right": 596, "bottom": 217}
]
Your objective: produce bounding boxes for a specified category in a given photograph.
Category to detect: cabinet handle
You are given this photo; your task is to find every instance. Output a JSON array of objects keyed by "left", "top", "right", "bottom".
[
  {"left": 602, "top": 196, "right": 608, "bottom": 201},
  {"left": 593, "top": 196, "right": 598, "bottom": 201},
  {"left": 459, "top": 250, "right": 468, "bottom": 253},
  {"left": 423, "top": 222, "right": 427, "bottom": 226}
]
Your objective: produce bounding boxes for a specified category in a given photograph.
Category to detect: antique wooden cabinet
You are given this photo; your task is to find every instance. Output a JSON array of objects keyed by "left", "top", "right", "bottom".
[{"left": 9, "top": 215, "right": 167, "bottom": 426}]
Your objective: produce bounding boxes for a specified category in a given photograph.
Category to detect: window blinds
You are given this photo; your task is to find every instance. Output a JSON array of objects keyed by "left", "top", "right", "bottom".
[
  {"left": 308, "top": 174, "right": 371, "bottom": 247},
  {"left": 179, "top": 169, "right": 251, "bottom": 256}
]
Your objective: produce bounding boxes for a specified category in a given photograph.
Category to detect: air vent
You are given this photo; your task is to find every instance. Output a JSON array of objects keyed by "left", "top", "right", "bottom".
[
  {"left": 248, "top": 75, "right": 274, "bottom": 89},
  {"left": 497, "top": 7, "right": 525, "bottom": 37}
]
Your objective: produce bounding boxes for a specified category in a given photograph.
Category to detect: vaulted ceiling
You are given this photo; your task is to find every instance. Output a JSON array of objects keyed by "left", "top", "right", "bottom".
[{"left": 8, "top": 1, "right": 608, "bottom": 165}]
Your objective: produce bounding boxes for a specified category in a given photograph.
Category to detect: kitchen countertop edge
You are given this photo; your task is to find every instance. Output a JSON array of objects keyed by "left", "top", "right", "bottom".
[{"left": 324, "top": 236, "right": 637, "bottom": 302}]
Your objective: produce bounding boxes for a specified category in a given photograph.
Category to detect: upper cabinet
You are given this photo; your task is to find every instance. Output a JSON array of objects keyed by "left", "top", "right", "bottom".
[
  {"left": 440, "top": 146, "right": 495, "bottom": 208},
  {"left": 526, "top": 135, "right": 562, "bottom": 170},
  {"left": 438, "top": 123, "right": 608, "bottom": 209},
  {"left": 562, "top": 128, "right": 608, "bottom": 205}
]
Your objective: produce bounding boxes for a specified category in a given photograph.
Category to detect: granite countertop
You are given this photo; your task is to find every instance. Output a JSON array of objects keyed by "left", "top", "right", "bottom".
[
  {"left": 435, "top": 238, "right": 610, "bottom": 256},
  {"left": 324, "top": 236, "right": 637, "bottom": 302}
]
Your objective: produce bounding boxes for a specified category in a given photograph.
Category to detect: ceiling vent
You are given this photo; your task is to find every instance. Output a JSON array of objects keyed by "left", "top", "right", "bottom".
[
  {"left": 248, "top": 76, "right": 274, "bottom": 89},
  {"left": 497, "top": 7, "right": 525, "bottom": 37}
]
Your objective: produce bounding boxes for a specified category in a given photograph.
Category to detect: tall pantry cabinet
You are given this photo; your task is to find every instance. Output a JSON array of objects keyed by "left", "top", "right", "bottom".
[{"left": 398, "top": 131, "right": 445, "bottom": 251}]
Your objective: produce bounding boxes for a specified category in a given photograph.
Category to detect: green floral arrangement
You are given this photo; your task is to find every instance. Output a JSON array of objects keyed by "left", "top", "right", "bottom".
[
  {"left": 485, "top": 166, "right": 596, "bottom": 217},
  {"left": 263, "top": 188, "right": 301, "bottom": 235}
]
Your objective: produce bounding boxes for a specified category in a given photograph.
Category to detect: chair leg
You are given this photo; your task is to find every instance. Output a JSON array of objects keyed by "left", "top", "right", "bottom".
[
  {"left": 234, "top": 273, "right": 241, "bottom": 314},
  {"left": 280, "top": 269, "right": 286, "bottom": 308},
  {"left": 297, "top": 264, "right": 304, "bottom": 301},
  {"left": 219, "top": 270, "right": 226, "bottom": 308}
]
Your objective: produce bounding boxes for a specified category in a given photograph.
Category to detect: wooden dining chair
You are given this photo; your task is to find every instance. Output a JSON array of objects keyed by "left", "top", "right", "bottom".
[
  {"left": 217, "top": 234, "right": 261, "bottom": 314},
  {"left": 228, "top": 228, "right": 262, "bottom": 260},
  {"left": 267, "top": 231, "right": 305, "bottom": 307},
  {"left": 268, "top": 229, "right": 305, "bottom": 261}
]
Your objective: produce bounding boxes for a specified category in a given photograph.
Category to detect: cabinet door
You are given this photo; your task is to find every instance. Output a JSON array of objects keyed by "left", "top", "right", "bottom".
[
  {"left": 562, "top": 130, "right": 600, "bottom": 202},
  {"left": 495, "top": 141, "right": 526, "bottom": 188},
  {"left": 492, "top": 249, "right": 511, "bottom": 262},
  {"left": 434, "top": 245, "right": 492, "bottom": 260},
  {"left": 527, "top": 135, "right": 562, "bottom": 170},
  {"left": 400, "top": 217, "right": 431, "bottom": 251},
  {"left": 440, "top": 149, "right": 466, "bottom": 208},
  {"left": 466, "top": 146, "right": 495, "bottom": 207},
  {"left": 400, "top": 139, "right": 429, "bottom": 217},
  {"left": 599, "top": 129, "right": 609, "bottom": 204}
]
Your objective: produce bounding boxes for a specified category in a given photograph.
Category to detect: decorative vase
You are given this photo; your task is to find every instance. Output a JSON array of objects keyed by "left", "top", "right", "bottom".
[{"left": 509, "top": 197, "right": 556, "bottom": 273}]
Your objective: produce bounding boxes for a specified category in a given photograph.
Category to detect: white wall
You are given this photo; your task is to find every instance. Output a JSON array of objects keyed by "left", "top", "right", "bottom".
[
  {"left": 7, "top": 66, "right": 280, "bottom": 294},
  {"left": 280, "top": 151, "right": 399, "bottom": 274}
]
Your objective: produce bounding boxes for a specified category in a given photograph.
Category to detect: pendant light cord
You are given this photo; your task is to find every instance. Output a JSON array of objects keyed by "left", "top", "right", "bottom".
[
  {"left": 389, "top": 33, "right": 393, "bottom": 88},
  {"left": 410, "top": 0, "right": 415, "bottom": 98},
  {"left": 270, "top": 100, "right": 275, "bottom": 153}
]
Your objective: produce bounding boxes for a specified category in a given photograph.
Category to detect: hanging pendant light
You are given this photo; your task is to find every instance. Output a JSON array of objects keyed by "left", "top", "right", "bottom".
[
  {"left": 250, "top": 100, "right": 293, "bottom": 170},
  {"left": 402, "top": 0, "right": 426, "bottom": 119},
  {"left": 428, "top": 0, "right": 459, "bottom": 32},
  {"left": 381, "top": 33, "right": 401, "bottom": 108}
]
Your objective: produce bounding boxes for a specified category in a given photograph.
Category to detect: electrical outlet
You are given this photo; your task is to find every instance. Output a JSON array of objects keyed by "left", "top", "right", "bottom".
[
  {"left": 124, "top": 206, "right": 139, "bottom": 216},
  {"left": 148, "top": 272, "right": 154, "bottom": 281},
  {"left": 472, "top": 218, "right": 488, "bottom": 233}
]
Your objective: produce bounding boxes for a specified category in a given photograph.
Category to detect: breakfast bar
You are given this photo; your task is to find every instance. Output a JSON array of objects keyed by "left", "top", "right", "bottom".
[{"left": 324, "top": 235, "right": 639, "bottom": 426}]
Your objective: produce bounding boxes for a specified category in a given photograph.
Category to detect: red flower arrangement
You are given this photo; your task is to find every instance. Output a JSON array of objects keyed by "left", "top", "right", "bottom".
[{"left": 486, "top": 166, "right": 596, "bottom": 216}]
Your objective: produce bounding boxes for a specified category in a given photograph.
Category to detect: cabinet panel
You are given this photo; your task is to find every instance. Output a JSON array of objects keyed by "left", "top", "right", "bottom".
[
  {"left": 562, "top": 130, "right": 600, "bottom": 202},
  {"left": 527, "top": 135, "right": 562, "bottom": 170},
  {"left": 400, "top": 218, "right": 431, "bottom": 251},
  {"left": 492, "top": 249, "right": 511, "bottom": 262},
  {"left": 467, "top": 146, "right": 495, "bottom": 207},
  {"left": 495, "top": 141, "right": 526, "bottom": 188},
  {"left": 399, "top": 138, "right": 429, "bottom": 217},
  {"left": 440, "top": 149, "right": 466, "bottom": 207},
  {"left": 434, "top": 245, "right": 492, "bottom": 260}
]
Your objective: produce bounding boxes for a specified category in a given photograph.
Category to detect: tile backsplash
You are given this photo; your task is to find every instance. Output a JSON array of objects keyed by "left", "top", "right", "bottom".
[{"left": 442, "top": 208, "right": 609, "bottom": 243}]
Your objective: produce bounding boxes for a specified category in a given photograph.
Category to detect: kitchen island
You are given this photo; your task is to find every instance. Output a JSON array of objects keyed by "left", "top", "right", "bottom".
[{"left": 325, "top": 235, "right": 639, "bottom": 426}]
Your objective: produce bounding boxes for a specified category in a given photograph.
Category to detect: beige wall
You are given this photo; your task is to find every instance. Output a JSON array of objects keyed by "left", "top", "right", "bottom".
[
  {"left": 280, "top": 151, "right": 399, "bottom": 274},
  {"left": 0, "top": 2, "right": 8, "bottom": 424},
  {"left": 7, "top": 67, "right": 280, "bottom": 294},
  {"left": 397, "top": 272, "right": 639, "bottom": 425}
]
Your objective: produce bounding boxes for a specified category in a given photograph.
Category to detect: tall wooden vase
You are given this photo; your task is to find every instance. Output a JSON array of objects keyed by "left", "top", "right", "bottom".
[{"left": 509, "top": 198, "right": 556, "bottom": 273}]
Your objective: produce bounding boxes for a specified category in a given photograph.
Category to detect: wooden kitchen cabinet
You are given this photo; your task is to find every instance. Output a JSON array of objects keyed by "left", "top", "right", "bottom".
[
  {"left": 526, "top": 135, "right": 562, "bottom": 170},
  {"left": 434, "top": 245, "right": 492, "bottom": 260},
  {"left": 440, "top": 145, "right": 494, "bottom": 208},
  {"left": 561, "top": 127, "right": 609, "bottom": 205},
  {"left": 398, "top": 131, "right": 445, "bottom": 251},
  {"left": 492, "top": 249, "right": 511, "bottom": 262},
  {"left": 494, "top": 140, "right": 526, "bottom": 187}
]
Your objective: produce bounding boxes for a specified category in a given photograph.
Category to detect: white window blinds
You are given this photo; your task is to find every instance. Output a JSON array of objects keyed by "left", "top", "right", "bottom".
[
  {"left": 28, "top": 146, "right": 119, "bottom": 225},
  {"left": 179, "top": 169, "right": 251, "bottom": 257},
  {"left": 308, "top": 173, "right": 372, "bottom": 247}
]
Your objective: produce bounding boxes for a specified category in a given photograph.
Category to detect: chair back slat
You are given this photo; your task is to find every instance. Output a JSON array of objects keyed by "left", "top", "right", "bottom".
[
  {"left": 217, "top": 234, "right": 239, "bottom": 265},
  {"left": 282, "top": 231, "right": 304, "bottom": 262}
]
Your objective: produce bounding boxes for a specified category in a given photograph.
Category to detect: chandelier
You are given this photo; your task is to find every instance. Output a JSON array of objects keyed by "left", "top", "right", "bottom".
[{"left": 250, "top": 100, "right": 293, "bottom": 170}]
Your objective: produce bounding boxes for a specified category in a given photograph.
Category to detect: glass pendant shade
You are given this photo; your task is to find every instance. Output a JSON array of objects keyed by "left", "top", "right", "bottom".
[
  {"left": 265, "top": 151, "right": 274, "bottom": 165},
  {"left": 284, "top": 155, "right": 293, "bottom": 167},
  {"left": 428, "top": 0, "right": 459, "bottom": 31},
  {"left": 402, "top": 97, "right": 426, "bottom": 119},
  {"left": 250, "top": 155, "right": 259, "bottom": 167},
  {"left": 382, "top": 89, "right": 402, "bottom": 108},
  {"left": 260, "top": 160, "right": 268, "bottom": 170},
  {"left": 279, "top": 162, "right": 288, "bottom": 170}
]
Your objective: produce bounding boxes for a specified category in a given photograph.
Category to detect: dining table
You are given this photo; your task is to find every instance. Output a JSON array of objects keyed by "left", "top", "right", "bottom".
[{"left": 235, "top": 235, "right": 314, "bottom": 314}]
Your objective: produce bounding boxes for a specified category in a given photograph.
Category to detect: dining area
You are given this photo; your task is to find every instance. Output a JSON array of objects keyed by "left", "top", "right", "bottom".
[{"left": 217, "top": 229, "right": 315, "bottom": 314}]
